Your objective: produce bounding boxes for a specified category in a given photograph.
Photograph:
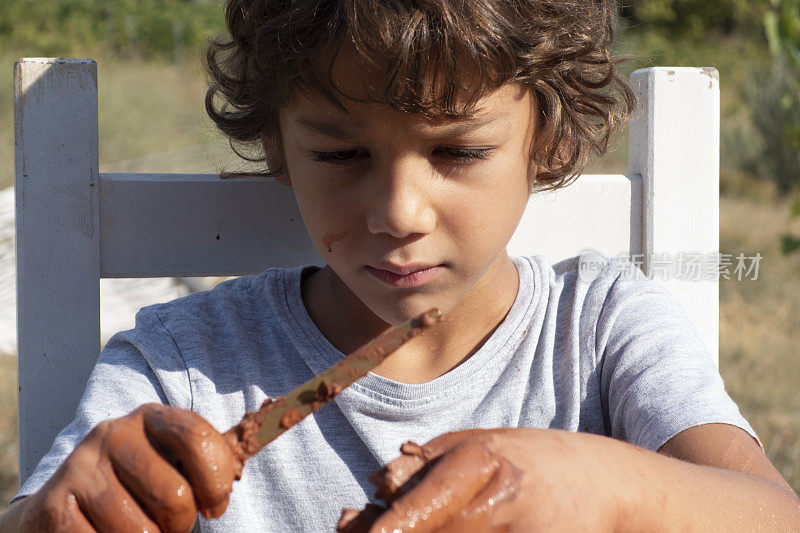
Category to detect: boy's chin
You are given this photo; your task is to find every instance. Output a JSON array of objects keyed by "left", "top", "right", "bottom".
[{"left": 365, "top": 293, "right": 456, "bottom": 327}]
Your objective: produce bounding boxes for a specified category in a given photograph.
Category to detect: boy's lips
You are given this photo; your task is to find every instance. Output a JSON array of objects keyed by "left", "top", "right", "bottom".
[{"left": 365, "top": 263, "right": 445, "bottom": 288}]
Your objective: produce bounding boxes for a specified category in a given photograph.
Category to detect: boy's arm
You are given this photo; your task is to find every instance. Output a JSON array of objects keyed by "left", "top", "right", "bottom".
[
  {"left": 657, "top": 422, "right": 794, "bottom": 495},
  {"left": 0, "top": 499, "right": 26, "bottom": 531},
  {"left": 631, "top": 422, "right": 800, "bottom": 530}
]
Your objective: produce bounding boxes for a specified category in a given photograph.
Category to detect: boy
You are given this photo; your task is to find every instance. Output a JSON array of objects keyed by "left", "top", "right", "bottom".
[{"left": 3, "top": 0, "right": 799, "bottom": 531}]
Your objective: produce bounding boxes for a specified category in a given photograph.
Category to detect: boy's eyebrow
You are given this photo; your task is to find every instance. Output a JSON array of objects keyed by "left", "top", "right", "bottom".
[{"left": 294, "top": 113, "right": 507, "bottom": 140}]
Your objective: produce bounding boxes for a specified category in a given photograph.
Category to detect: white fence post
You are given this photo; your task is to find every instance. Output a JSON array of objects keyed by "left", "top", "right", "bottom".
[
  {"left": 15, "top": 58, "right": 101, "bottom": 481},
  {"left": 628, "top": 67, "right": 721, "bottom": 366}
]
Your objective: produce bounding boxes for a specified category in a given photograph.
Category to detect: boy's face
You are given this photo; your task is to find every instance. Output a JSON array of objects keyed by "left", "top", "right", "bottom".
[{"left": 276, "top": 46, "right": 537, "bottom": 326}]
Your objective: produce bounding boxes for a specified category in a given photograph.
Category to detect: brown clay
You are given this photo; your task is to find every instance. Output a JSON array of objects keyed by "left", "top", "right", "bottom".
[
  {"left": 336, "top": 503, "right": 386, "bottom": 533},
  {"left": 220, "top": 380, "right": 350, "bottom": 463},
  {"left": 338, "top": 438, "right": 520, "bottom": 532},
  {"left": 279, "top": 408, "right": 303, "bottom": 429},
  {"left": 223, "top": 310, "right": 441, "bottom": 465},
  {"left": 323, "top": 230, "right": 349, "bottom": 252},
  {"left": 223, "top": 397, "right": 283, "bottom": 467},
  {"left": 369, "top": 444, "right": 427, "bottom": 503},
  {"left": 315, "top": 380, "right": 343, "bottom": 402},
  {"left": 139, "top": 405, "right": 243, "bottom": 520}
]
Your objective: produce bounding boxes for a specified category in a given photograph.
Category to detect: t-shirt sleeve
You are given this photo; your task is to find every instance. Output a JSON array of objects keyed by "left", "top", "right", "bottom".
[
  {"left": 11, "top": 309, "right": 190, "bottom": 503},
  {"left": 595, "top": 260, "right": 762, "bottom": 453}
]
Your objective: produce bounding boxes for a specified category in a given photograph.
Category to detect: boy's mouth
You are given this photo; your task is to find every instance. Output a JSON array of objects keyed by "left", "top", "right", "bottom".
[{"left": 365, "top": 263, "right": 445, "bottom": 288}]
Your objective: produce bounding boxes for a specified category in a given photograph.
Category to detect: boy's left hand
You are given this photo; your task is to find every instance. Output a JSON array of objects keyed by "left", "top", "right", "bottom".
[{"left": 337, "top": 428, "right": 625, "bottom": 532}]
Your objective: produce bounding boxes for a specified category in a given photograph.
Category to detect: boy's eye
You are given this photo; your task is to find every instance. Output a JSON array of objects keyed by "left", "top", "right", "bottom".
[
  {"left": 436, "top": 147, "right": 494, "bottom": 163},
  {"left": 309, "top": 147, "right": 494, "bottom": 166},
  {"left": 310, "top": 149, "right": 364, "bottom": 165}
]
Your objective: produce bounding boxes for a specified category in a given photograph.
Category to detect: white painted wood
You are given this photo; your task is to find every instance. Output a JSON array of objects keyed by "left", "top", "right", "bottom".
[
  {"left": 100, "top": 172, "right": 635, "bottom": 278},
  {"left": 99, "top": 173, "right": 323, "bottom": 277},
  {"left": 628, "top": 67, "right": 720, "bottom": 366},
  {"left": 15, "top": 58, "right": 100, "bottom": 481},
  {"left": 508, "top": 173, "right": 642, "bottom": 262},
  {"left": 0, "top": 186, "right": 192, "bottom": 354}
]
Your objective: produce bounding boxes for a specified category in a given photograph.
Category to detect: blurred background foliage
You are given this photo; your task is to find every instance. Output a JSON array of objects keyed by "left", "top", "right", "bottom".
[
  {"left": 0, "top": 0, "right": 221, "bottom": 60},
  {"left": 0, "top": 0, "right": 799, "bottom": 505},
  {"left": 0, "top": 0, "right": 797, "bottom": 194}
]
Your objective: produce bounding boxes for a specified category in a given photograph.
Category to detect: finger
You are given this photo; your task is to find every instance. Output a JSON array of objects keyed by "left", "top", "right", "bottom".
[
  {"left": 369, "top": 445, "right": 427, "bottom": 502},
  {"left": 105, "top": 415, "right": 197, "bottom": 532},
  {"left": 73, "top": 459, "right": 162, "bottom": 533},
  {"left": 21, "top": 490, "right": 97, "bottom": 533},
  {"left": 56, "top": 498, "right": 98, "bottom": 533},
  {"left": 336, "top": 503, "right": 386, "bottom": 533},
  {"left": 369, "top": 441, "right": 499, "bottom": 533},
  {"left": 370, "top": 429, "right": 499, "bottom": 503},
  {"left": 142, "top": 404, "right": 237, "bottom": 518},
  {"left": 421, "top": 458, "right": 518, "bottom": 532},
  {"left": 420, "top": 428, "right": 516, "bottom": 458}
]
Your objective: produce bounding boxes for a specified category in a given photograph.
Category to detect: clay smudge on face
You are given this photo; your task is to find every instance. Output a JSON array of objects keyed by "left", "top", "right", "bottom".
[{"left": 322, "top": 230, "right": 349, "bottom": 253}]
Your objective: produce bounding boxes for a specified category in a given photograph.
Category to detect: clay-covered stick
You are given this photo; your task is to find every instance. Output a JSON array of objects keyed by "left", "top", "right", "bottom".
[{"left": 223, "top": 308, "right": 442, "bottom": 468}]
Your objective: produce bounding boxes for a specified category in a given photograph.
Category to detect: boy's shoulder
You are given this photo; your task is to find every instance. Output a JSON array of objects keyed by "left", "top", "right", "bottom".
[
  {"left": 108, "top": 266, "right": 314, "bottom": 376},
  {"left": 542, "top": 250, "right": 655, "bottom": 304},
  {"left": 132, "top": 266, "right": 304, "bottom": 334},
  {"left": 143, "top": 268, "right": 285, "bottom": 310},
  {"left": 538, "top": 250, "right": 672, "bottom": 321},
  {"left": 550, "top": 249, "right": 646, "bottom": 283}
]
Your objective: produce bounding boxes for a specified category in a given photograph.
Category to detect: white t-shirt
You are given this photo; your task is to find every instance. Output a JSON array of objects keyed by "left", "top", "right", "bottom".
[{"left": 15, "top": 254, "right": 759, "bottom": 532}]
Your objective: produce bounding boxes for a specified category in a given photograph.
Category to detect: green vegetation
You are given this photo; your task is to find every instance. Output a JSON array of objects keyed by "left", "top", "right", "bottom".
[
  {"left": 761, "top": 0, "right": 800, "bottom": 253},
  {"left": 0, "top": 0, "right": 225, "bottom": 60},
  {"left": 1, "top": 0, "right": 797, "bottom": 194}
]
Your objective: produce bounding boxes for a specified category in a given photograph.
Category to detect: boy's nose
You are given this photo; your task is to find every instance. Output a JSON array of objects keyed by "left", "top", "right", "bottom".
[{"left": 365, "top": 163, "right": 437, "bottom": 239}]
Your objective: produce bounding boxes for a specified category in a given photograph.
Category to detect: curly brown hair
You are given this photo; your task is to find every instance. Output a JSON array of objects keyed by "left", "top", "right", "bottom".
[{"left": 205, "top": 0, "right": 635, "bottom": 192}]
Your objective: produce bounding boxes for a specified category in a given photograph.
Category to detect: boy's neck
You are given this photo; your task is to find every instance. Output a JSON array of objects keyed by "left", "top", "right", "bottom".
[{"left": 300, "top": 253, "right": 521, "bottom": 384}]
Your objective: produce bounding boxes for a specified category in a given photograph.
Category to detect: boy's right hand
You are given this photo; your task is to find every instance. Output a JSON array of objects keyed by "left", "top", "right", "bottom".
[{"left": 13, "top": 403, "right": 239, "bottom": 533}]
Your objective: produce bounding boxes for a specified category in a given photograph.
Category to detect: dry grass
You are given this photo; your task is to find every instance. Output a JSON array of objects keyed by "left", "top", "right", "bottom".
[
  {"left": 719, "top": 184, "right": 800, "bottom": 493},
  {"left": 0, "top": 55, "right": 235, "bottom": 190},
  {"left": 0, "top": 356, "right": 18, "bottom": 510}
]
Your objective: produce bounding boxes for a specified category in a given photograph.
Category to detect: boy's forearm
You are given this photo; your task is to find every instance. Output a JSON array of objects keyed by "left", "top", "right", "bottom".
[
  {"left": 0, "top": 498, "right": 28, "bottom": 532},
  {"left": 610, "top": 438, "right": 800, "bottom": 531}
]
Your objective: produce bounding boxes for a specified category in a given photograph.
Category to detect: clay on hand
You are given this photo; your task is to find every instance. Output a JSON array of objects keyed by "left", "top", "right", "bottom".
[
  {"left": 337, "top": 428, "right": 620, "bottom": 533},
  {"left": 336, "top": 429, "right": 504, "bottom": 533},
  {"left": 18, "top": 404, "right": 238, "bottom": 533}
]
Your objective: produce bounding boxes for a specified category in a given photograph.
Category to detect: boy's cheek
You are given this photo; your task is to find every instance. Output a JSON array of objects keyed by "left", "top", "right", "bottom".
[{"left": 321, "top": 230, "right": 350, "bottom": 254}]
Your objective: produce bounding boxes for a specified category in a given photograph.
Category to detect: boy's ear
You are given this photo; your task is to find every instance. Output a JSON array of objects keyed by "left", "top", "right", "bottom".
[{"left": 527, "top": 159, "right": 544, "bottom": 186}]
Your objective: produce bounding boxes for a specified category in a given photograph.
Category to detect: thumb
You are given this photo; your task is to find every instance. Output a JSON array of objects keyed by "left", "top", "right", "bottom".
[{"left": 369, "top": 440, "right": 499, "bottom": 533}]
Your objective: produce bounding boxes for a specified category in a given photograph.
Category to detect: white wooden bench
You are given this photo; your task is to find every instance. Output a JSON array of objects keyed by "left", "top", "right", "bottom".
[{"left": 14, "top": 59, "right": 720, "bottom": 483}]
